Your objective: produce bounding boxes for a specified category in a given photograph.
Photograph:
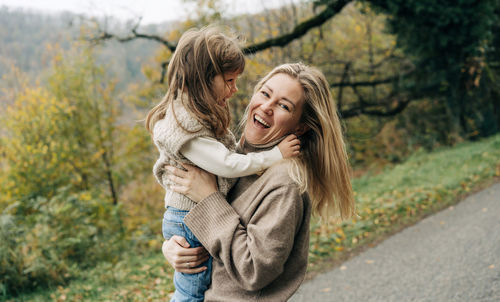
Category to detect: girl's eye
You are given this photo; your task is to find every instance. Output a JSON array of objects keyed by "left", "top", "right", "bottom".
[{"left": 261, "top": 91, "right": 270, "bottom": 98}]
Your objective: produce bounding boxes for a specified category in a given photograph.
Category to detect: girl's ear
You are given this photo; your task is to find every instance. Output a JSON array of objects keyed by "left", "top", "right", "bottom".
[{"left": 294, "top": 123, "right": 310, "bottom": 136}]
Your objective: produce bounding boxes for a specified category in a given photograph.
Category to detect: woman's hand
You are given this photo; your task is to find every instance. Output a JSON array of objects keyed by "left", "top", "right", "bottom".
[
  {"left": 162, "top": 236, "right": 210, "bottom": 274},
  {"left": 166, "top": 163, "right": 217, "bottom": 203}
]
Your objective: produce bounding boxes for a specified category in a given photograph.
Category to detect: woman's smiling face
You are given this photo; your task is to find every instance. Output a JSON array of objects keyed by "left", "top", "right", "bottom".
[{"left": 244, "top": 73, "right": 306, "bottom": 145}]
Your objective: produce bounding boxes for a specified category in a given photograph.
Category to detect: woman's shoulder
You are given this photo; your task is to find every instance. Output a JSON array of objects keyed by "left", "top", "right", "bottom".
[{"left": 259, "top": 161, "right": 301, "bottom": 190}]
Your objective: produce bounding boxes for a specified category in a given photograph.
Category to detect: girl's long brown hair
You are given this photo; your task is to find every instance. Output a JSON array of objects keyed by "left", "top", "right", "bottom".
[{"left": 146, "top": 27, "right": 245, "bottom": 138}]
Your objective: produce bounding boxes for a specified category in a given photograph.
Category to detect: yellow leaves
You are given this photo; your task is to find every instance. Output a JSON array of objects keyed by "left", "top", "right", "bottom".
[
  {"left": 92, "top": 149, "right": 106, "bottom": 161},
  {"left": 80, "top": 192, "right": 91, "bottom": 201},
  {"left": 148, "top": 239, "right": 160, "bottom": 249}
]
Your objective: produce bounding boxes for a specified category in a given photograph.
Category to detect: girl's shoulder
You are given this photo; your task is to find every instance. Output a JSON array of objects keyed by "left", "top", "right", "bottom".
[
  {"left": 152, "top": 98, "right": 213, "bottom": 147},
  {"left": 166, "top": 97, "right": 206, "bottom": 133}
]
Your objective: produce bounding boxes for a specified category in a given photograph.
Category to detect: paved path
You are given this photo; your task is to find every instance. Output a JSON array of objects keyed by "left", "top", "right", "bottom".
[{"left": 291, "top": 182, "right": 500, "bottom": 302}]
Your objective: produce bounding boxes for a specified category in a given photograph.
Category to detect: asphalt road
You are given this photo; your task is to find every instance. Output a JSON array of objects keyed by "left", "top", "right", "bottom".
[{"left": 291, "top": 182, "right": 500, "bottom": 302}]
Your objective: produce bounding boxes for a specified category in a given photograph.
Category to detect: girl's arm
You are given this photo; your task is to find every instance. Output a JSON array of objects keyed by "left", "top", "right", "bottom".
[{"left": 180, "top": 135, "right": 298, "bottom": 178}]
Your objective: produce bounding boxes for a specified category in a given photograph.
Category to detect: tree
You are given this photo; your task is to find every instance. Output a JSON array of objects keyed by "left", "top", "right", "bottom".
[
  {"left": 0, "top": 45, "right": 121, "bottom": 206},
  {"left": 367, "top": 0, "right": 499, "bottom": 140}
]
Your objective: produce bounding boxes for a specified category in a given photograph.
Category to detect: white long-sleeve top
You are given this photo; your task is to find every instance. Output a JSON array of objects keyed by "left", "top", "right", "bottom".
[{"left": 180, "top": 136, "right": 283, "bottom": 178}]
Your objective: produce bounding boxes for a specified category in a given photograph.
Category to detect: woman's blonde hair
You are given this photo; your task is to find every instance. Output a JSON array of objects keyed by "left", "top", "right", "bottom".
[
  {"left": 253, "top": 63, "right": 355, "bottom": 221},
  {"left": 145, "top": 26, "right": 245, "bottom": 138}
]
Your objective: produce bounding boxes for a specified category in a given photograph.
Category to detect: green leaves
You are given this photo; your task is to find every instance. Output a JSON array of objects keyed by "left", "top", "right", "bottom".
[{"left": 0, "top": 187, "right": 124, "bottom": 296}]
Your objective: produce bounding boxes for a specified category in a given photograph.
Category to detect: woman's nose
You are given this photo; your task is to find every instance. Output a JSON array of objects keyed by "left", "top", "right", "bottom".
[{"left": 260, "top": 101, "right": 273, "bottom": 114}]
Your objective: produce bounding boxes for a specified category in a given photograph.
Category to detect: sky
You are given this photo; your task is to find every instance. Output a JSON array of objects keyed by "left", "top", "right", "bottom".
[{"left": 0, "top": 0, "right": 290, "bottom": 25}]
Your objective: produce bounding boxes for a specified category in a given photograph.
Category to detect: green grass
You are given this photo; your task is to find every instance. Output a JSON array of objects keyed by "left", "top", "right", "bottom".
[{"left": 11, "top": 134, "right": 500, "bottom": 301}]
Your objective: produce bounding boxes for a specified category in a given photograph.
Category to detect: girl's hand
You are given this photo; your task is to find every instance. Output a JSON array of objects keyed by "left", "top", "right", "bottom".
[
  {"left": 277, "top": 134, "right": 301, "bottom": 159},
  {"left": 166, "top": 163, "right": 217, "bottom": 203},
  {"left": 162, "top": 236, "right": 210, "bottom": 274}
]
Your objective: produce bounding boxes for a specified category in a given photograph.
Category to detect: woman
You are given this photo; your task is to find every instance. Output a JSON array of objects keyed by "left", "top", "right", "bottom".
[{"left": 163, "top": 63, "right": 355, "bottom": 301}]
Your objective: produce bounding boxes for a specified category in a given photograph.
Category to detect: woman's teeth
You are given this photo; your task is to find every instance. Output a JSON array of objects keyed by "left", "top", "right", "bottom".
[{"left": 254, "top": 114, "right": 270, "bottom": 128}]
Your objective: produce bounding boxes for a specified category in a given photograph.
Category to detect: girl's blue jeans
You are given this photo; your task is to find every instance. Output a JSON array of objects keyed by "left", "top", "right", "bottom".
[{"left": 163, "top": 206, "right": 212, "bottom": 302}]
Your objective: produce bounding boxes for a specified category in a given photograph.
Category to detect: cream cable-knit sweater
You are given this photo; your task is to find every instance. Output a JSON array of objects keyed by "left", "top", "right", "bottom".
[
  {"left": 152, "top": 95, "right": 236, "bottom": 210},
  {"left": 184, "top": 140, "right": 312, "bottom": 301}
]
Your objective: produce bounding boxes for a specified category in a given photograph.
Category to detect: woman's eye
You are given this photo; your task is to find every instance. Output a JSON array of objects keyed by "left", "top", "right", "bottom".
[
  {"left": 261, "top": 91, "right": 270, "bottom": 98},
  {"left": 280, "top": 104, "right": 290, "bottom": 111}
]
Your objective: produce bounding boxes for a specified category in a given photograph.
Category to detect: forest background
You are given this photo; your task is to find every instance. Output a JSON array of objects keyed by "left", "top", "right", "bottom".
[{"left": 1, "top": 0, "right": 499, "bottom": 299}]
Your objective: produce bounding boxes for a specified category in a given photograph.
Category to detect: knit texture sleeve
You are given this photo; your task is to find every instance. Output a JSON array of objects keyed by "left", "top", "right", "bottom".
[{"left": 184, "top": 184, "right": 305, "bottom": 291}]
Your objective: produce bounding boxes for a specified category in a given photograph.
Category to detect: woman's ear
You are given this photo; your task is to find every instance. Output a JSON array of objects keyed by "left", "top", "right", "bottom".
[{"left": 294, "top": 123, "right": 310, "bottom": 136}]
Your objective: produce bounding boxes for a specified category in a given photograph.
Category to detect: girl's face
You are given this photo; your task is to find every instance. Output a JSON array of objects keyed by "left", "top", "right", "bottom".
[
  {"left": 213, "top": 72, "right": 240, "bottom": 106},
  {"left": 244, "top": 73, "right": 307, "bottom": 145}
]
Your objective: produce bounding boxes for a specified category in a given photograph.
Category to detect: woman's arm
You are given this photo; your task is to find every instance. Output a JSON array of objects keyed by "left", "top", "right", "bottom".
[
  {"left": 167, "top": 164, "right": 305, "bottom": 291},
  {"left": 185, "top": 187, "right": 305, "bottom": 291}
]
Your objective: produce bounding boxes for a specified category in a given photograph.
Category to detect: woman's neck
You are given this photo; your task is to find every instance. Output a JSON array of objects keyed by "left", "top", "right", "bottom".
[{"left": 240, "top": 136, "right": 286, "bottom": 154}]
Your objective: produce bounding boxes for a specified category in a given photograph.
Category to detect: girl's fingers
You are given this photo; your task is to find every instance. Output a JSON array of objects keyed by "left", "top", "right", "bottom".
[{"left": 286, "top": 134, "right": 297, "bottom": 142}]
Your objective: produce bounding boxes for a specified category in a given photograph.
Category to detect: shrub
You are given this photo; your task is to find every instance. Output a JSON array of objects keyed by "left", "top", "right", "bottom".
[{"left": 0, "top": 187, "right": 124, "bottom": 297}]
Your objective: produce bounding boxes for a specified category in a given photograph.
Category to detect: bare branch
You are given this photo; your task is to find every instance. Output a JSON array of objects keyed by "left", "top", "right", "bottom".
[
  {"left": 242, "top": 0, "right": 351, "bottom": 54},
  {"left": 331, "top": 70, "right": 414, "bottom": 88},
  {"left": 339, "top": 80, "right": 442, "bottom": 119},
  {"left": 89, "top": 28, "right": 177, "bottom": 51},
  {"left": 340, "top": 96, "right": 411, "bottom": 118}
]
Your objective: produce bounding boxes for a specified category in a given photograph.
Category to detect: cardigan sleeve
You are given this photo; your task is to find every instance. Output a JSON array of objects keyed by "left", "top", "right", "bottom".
[
  {"left": 184, "top": 185, "right": 305, "bottom": 291},
  {"left": 180, "top": 136, "right": 283, "bottom": 178}
]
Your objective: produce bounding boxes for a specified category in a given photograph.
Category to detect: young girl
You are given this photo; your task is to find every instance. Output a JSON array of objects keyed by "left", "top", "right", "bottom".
[{"left": 145, "top": 27, "right": 300, "bottom": 301}]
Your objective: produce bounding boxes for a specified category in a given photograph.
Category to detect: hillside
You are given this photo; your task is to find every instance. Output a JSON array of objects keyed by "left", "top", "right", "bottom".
[{"left": 0, "top": 6, "right": 166, "bottom": 91}]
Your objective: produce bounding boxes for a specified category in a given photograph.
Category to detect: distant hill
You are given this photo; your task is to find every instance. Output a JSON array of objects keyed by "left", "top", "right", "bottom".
[{"left": 0, "top": 6, "right": 169, "bottom": 90}]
